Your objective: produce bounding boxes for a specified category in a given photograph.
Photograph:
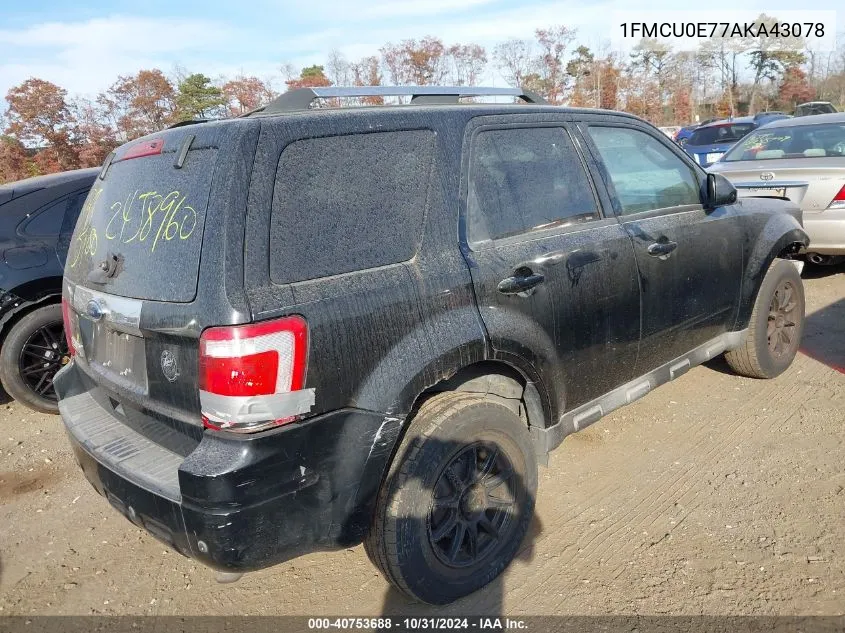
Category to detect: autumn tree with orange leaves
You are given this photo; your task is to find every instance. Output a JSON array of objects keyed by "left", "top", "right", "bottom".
[
  {"left": 100, "top": 69, "right": 176, "bottom": 141},
  {"left": 5, "top": 78, "right": 79, "bottom": 172},
  {"left": 0, "top": 135, "right": 31, "bottom": 183},
  {"left": 381, "top": 37, "right": 449, "bottom": 86},
  {"left": 222, "top": 76, "right": 276, "bottom": 116},
  {"left": 777, "top": 66, "right": 815, "bottom": 111}
]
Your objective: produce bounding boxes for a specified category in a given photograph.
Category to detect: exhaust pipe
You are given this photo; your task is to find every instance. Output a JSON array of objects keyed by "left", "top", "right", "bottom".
[{"left": 807, "top": 253, "right": 827, "bottom": 265}]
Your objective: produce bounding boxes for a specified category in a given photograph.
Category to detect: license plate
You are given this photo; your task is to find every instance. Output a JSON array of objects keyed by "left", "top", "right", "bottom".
[
  {"left": 738, "top": 187, "right": 787, "bottom": 198},
  {"left": 79, "top": 319, "right": 148, "bottom": 392},
  {"left": 706, "top": 152, "right": 724, "bottom": 164}
]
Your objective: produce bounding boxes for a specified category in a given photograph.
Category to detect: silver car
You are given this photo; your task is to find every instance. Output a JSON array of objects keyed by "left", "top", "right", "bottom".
[{"left": 709, "top": 112, "right": 845, "bottom": 265}]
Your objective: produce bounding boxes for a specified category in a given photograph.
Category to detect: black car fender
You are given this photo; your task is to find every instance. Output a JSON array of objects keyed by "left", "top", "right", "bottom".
[
  {"left": 345, "top": 304, "right": 558, "bottom": 512},
  {"left": 0, "top": 286, "right": 62, "bottom": 344},
  {"left": 735, "top": 213, "right": 809, "bottom": 330}
]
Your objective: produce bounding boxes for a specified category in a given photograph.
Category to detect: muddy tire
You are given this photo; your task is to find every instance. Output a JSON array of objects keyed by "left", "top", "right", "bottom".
[
  {"left": 364, "top": 392, "right": 537, "bottom": 605},
  {"left": 725, "top": 259, "right": 805, "bottom": 379}
]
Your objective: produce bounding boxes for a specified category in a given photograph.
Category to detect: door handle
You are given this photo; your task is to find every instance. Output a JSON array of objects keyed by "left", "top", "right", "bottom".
[
  {"left": 497, "top": 271, "right": 545, "bottom": 295},
  {"left": 647, "top": 241, "right": 678, "bottom": 258}
]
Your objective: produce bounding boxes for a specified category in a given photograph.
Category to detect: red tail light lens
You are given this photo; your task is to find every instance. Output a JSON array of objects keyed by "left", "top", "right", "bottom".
[
  {"left": 61, "top": 298, "right": 75, "bottom": 356},
  {"left": 199, "top": 316, "right": 309, "bottom": 433},
  {"left": 828, "top": 184, "right": 845, "bottom": 209}
]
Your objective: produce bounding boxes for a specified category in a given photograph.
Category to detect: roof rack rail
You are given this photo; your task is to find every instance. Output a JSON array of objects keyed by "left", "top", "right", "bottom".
[{"left": 247, "top": 86, "right": 546, "bottom": 116}]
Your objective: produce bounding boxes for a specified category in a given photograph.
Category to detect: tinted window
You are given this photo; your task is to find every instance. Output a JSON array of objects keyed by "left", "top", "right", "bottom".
[
  {"left": 64, "top": 146, "right": 217, "bottom": 303},
  {"left": 56, "top": 192, "right": 89, "bottom": 264},
  {"left": 467, "top": 127, "right": 599, "bottom": 245},
  {"left": 588, "top": 126, "right": 701, "bottom": 215},
  {"left": 689, "top": 123, "right": 755, "bottom": 146},
  {"left": 796, "top": 103, "right": 836, "bottom": 116},
  {"left": 22, "top": 197, "right": 68, "bottom": 237},
  {"left": 270, "top": 130, "right": 435, "bottom": 285},
  {"left": 61, "top": 191, "right": 87, "bottom": 233},
  {"left": 723, "top": 123, "right": 845, "bottom": 161}
]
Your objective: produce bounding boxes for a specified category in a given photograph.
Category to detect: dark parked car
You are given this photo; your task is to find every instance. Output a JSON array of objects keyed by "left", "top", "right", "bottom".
[
  {"left": 753, "top": 111, "right": 792, "bottom": 126},
  {"left": 795, "top": 102, "right": 838, "bottom": 117},
  {"left": 0, "top": 168, "right": 97, "bottom": 412},
  {"left": 56, "top": 86, "right": 808, "bottom": 605},
  {"left": 683, "top": 116, "right": 759, "bottom": 167},
  {"left": 673, "top": 118, "right": 720, "bottom": 146}
]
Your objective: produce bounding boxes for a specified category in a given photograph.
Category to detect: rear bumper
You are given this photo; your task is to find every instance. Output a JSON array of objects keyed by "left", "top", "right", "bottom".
[
  {"left": 56, "top": 361, "right": 402, "bottom": 572},
  {"left": 803, "top": 208, "right": 845, "bottom": 255}
]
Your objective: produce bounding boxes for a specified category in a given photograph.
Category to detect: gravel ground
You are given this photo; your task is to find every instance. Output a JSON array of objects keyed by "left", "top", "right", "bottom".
[{"left": 0, "top": 263, "right": 843, "bottom": 617}]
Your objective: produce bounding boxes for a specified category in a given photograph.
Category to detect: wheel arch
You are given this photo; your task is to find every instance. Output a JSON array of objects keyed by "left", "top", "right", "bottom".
[
  {"left": 405, "top": 360, "right": 550, "bottom": 434},
  {"left": 0, "top": 276, "right": 64, "bottom": 347},
  {"left": 736, "top": 217, "right": 808, "bottom": 331}
]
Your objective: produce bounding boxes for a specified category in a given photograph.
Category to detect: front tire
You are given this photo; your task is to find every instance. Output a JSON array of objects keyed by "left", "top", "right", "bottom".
[
  {"left": 725, "top": 259, "right": 805, "bottom": 379},
  {"left": 365, "top": 392, "right": 537, "bottom": 604},
  {"left": 0, "top": 304, "right": 69, "bottom": 414}
]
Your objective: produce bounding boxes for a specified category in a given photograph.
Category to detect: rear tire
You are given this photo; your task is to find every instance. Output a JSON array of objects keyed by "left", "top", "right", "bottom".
[
  {"left": 364, "top": 392, "right": 537, "bottom": 605},
  {"left": 0, "top": 304, "right": 68, "bottom": 414},
  {"left": 725, "top": 259, "right": 805, "bottom": 379}
]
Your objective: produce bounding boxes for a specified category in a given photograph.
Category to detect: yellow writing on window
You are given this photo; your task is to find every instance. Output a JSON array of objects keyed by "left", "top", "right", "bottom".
[{"left": 69, "top": 188, "right": 198, "bottom": 269}]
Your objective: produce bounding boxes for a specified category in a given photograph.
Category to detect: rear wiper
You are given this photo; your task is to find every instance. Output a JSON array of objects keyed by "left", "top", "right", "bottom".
[{"left": 87, "top": 252, "right": 123, "bottom": 285}]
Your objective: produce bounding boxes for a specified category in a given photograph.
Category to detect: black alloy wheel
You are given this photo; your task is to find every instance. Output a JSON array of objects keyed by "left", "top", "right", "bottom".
[
  {"left": 18, "top": 321, "right": 69, "bottom": 402},
  {"left": 428, "top": 441, "right": 516, "bottom": 568}
]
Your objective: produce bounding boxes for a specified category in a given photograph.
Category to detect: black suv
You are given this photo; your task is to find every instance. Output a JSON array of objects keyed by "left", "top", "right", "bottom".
[
  {"left": 56, "top": 86, "right": 808, "bottom": 605},
  {"left": 0, "top": 168, "right": 97, "bottom": 412}
]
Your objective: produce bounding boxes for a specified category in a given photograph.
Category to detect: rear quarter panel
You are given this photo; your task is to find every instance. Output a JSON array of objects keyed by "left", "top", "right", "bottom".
[{"left": 243, "top": 111, "right": 488, "bottom": 421}]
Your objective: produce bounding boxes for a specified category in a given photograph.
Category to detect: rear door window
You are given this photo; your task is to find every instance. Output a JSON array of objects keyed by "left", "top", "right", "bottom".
[
  {"left": 467, "top": 126, "right": 600, "bottom": 246},
  {"left": 64, "top": 147, "right": 217, "bottom": 302},
  {"left": 269, "top": 130, "right": 435, "bottom": 285}
]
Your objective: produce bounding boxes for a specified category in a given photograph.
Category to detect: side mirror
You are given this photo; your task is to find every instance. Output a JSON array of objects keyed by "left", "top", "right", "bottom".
[{"left": 706, "top": 173, "right": 737, "bottom": 210}]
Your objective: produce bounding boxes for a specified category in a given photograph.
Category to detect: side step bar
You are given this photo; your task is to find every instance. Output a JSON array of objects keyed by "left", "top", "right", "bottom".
[{"left": 531, "top": 330, "right": 748, "bottom": 455}]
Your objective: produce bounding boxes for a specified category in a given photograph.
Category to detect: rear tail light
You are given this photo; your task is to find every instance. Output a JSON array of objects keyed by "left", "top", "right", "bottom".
[
  {"left": 827, "top": 184, "right": 845, "bottom": 210},
  {"left": 199, "top": 316, "right": 311, "bottom": 433},
  {"left": 61, "top": 298, "right": 75, "bottom": 356}
]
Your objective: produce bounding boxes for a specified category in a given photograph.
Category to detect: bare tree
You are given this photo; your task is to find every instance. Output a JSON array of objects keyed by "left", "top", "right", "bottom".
[
  {"left": 326, "top": 49, "right": 352, "bottom": 86},
  {"left": 493, "top": 38, "right": 536, "bottom": 88},
  {"left": 447, "top": 44, "right": 488, "bottom": 86}
]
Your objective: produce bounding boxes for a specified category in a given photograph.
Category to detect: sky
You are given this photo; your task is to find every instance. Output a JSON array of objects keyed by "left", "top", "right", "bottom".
[{"left": 0, "top": 0, "right": 842, "bottom": 102}]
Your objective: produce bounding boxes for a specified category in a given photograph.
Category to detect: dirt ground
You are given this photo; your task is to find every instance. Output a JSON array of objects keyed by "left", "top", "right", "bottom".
[{"left": 0, "top": 264, "right": 843, "bottom": 618}]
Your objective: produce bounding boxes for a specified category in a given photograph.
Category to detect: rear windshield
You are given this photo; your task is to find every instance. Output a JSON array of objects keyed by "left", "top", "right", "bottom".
[
  {"left": 688, "top": 123, "right": 755, "bottom": 146},
  {"left": 64, "top": 146, "right": 216, "bottom": 302},
  {"left": 723, "top": 123, "right": 845, "bottom": 162}
]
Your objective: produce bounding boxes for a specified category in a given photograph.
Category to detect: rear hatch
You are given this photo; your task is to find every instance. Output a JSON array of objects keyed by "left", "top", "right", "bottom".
[{"left": 62, "top": 127, "right": 223, "bottom": 450}]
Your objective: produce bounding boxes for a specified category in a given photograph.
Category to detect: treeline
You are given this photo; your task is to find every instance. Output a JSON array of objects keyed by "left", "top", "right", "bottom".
[{"left": 2, "top": 13, "right": 845, "bottom": 184}]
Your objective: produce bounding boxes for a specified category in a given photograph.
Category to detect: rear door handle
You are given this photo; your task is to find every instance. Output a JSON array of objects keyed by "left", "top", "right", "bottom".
[
  {"left": 647, "top": 241, "right": 678, "bottom": 258},
  {"left": 497, "top": 271, "right": 545, "bottom": 295}
]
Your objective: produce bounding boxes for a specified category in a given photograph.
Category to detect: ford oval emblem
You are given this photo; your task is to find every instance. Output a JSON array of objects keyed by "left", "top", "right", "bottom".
[
  {"left": 86, "top": 299, "right": 104, "bottom": 321},
  {"left": 760, "top": 172, "right": 775, "bottom": 181},
  {"left": 161, "top": 350, "right": 180, "bottom": 382}
]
